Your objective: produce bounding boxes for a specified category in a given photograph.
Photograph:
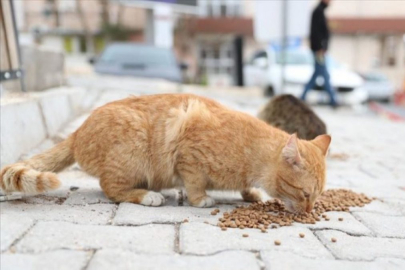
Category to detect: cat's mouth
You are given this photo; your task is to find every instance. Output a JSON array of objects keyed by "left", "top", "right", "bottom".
[{"left": 283, "top": 199, "right": 306, "bottom": 214}]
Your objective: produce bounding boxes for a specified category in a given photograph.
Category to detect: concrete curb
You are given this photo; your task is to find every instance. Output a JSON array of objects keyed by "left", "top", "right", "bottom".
[{"left": 0, "top": 87, "right": 100, "bottom": 168}]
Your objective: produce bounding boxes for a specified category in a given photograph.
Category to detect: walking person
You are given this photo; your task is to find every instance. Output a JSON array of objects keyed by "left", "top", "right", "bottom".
[{"left": 301, "top": 0, "right": 338, "bottom": 107}]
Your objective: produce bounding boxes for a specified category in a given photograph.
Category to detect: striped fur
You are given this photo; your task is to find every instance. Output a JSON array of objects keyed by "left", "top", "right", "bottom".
[{"left": 0, "top": 137, "right": 74, "bottom": 194}]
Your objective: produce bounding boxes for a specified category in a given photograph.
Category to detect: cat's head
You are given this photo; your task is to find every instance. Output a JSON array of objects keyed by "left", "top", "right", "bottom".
[{"left": 270, "top": 133, "right": 331, "bottom": 213}]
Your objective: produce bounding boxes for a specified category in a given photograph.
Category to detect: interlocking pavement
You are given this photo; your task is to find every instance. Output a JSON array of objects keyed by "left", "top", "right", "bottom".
[{"left": 1, "top": 79, "right": 405, "bottom": 269}]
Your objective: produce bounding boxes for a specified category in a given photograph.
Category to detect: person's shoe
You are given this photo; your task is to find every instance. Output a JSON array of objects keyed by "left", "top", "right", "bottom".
[{"left": 331, "top": 103, "right": 340, "bottom": 110}]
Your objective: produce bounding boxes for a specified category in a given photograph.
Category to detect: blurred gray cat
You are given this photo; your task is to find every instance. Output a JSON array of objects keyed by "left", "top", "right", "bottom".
[{"left": 258, "top": 94, "right": 327, "bottom": 140}]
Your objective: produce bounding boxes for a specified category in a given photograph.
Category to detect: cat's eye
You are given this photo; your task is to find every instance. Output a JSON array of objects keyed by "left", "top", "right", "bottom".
[{"left": 303, "top": 192, "right": 310, "bottom": 198}]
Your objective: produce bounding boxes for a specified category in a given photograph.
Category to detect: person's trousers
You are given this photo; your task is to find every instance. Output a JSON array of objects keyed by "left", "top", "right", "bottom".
[{"left": 301, "top": 53, "right": 337, "bottom": 106}]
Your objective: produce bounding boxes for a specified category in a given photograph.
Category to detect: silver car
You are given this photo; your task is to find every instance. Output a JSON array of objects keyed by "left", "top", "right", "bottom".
[{"left": 92, "top": 43, "right": 185, "bottom": 83}]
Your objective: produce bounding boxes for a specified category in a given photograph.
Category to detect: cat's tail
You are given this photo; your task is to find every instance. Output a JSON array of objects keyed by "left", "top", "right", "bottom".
[{"left": 0, "top": 136, "right": 75, "bottom": 194}]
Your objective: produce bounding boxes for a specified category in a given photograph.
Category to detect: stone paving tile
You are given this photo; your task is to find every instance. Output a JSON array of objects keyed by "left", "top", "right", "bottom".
[
  {"left": 350, "top": 200, "right": 404, "bottom": 216},
  {"left": 296, "top": 212, "right": 373, "bottom": 236},
  {"left": 315, "top": 230, "right": 405, "bottom": 260},
  {"left": 261, "top": 251, "right": 405, "bottom": 270},
  {"left": 180, "top": 222, "right": 333, "bottom": 258},
  {"left": 19, "top": 139, "right": 55, "bottom": 160},
  {"left": 113, "top": 203, "right": 235, "bottom": 226},
  {"left": 63, "top": 189, "right": 112, "bottom": 205},
  {"left": 353, "top": 212, "right": 405, "bottom": 238},
  {"left": 23, "top": 171, "right": 102, "bottom": 204},
  {"left": 16, "top": 221, "right": 175, "bottom": 254},
  {"left": 382, "top": 199, "right": 405, "bottom": 216},
  {"left": 1, "top": 202, "right": 114, "bottom": 225},
  {"left": 87, "top": 249, "right": 260, "bottom": 270},
  {"left": 0, "top": 214, "right": 34, "bottom": 252},
  {"left": 0, "top": 250, "right": 90, "bottom": 270}
]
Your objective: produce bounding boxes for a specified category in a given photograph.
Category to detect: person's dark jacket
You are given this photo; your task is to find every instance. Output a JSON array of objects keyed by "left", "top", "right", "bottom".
[{"left": 309, "top": 2, "right": 330, "bottom": 52}]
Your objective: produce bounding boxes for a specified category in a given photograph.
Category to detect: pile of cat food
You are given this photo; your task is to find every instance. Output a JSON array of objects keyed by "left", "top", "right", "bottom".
[{"left": 215, "top": 189, "right": 374, "bottom": 232}]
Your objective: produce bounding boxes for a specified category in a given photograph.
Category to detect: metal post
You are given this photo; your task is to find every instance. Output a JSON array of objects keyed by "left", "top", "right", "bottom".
[
  {"left": 281, "top": 0, "right": 288, "bottom": 94},
  {"left": 9, "top": 0, "right": 25, "bottom": 92}
]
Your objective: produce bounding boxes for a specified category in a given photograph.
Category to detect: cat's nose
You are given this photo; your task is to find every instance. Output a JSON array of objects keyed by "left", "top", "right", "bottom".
[{"left": 305, "top": 204, "right": 313, "bottom": 213}]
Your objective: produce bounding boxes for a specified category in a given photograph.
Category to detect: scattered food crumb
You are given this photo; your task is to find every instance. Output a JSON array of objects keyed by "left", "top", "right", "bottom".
[
  {"left": 274, "top": 240, "right": 281, "bottom": 246},
  {"left": 338, "top": 218, "right": 344, "bottom": 221},
  {"left": 183, "top": 219, "right": 189, "bottom": 223},
  {"left": 221, "top": 227, "right": 227, "bottom": 231},
  {"left": 299, "top": 233, "right": 305, "bottom": 238},
  {"left": 215, "top": 189, "right": 373, "bottom": 232},
  {"left": 243, "top": 234, "right": 249, "bottom": 237},
  {"left": 331, "top": 238, "right": 337, "bottom": 243}
]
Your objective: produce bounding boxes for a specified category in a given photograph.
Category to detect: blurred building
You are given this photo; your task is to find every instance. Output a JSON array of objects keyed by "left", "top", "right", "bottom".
[
  {"left": 321, "top": 0, "right": 405, "bottom": 88},
  {"left": 174, "top": 0, "right": 261, "bottom": 86},
  {"left": 15, "top": 0, "right": 145, "bottom": 54}
]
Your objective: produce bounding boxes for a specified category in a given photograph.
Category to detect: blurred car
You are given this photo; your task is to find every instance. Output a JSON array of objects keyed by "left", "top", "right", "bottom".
[
  {"left": 244, "top": 48, "right": 368, "bottom": 105},
  {"left": 359, "top": 72, "right": 395, "bottom": 102},
  {"left": 90, "top": 43, "right": 186, "bottom": 83}
]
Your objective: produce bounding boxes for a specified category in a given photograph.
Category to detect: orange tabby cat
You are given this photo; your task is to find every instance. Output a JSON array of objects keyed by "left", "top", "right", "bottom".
[{"left": 0, "top": 94, "right": 330, "bottom": 213}]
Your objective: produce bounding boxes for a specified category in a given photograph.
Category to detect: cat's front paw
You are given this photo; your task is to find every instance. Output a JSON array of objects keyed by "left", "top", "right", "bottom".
[
  {"left": 193, "top": 196, "right": 216, "bottom": 208},
  {"left": 141, "top": 191, "right": 165, "bottom": 206}
]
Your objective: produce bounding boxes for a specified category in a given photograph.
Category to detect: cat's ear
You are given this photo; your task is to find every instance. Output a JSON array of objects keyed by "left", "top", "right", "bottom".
[
  {"left": 312, "top": 134, "right": 331, "bottom": 155},
  {"left": 282, "top": 133, "right": 302, "bottom": 166}
]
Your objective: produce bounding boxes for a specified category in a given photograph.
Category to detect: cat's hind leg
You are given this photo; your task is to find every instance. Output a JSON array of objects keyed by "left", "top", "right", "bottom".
[
  {"left": 100, "top": 172, "right": 165, "bottom": 206},
  {"left": 178, "top": 168, "right": 215, "bottom": 208},
  {"left": 241, "top": 188, "right": 262, "bottom": 202}
]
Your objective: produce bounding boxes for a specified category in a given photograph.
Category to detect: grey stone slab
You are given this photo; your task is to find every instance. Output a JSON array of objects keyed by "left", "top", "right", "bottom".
[
  {"left": 351, "top": 200, "right": 404, "bottom": 216},
  {"left": 55, "top": 113, "right": 90, "bottom": 140},
  {"left": 0, "top": 250, "right": 90, "bottom": 270},
  {"left": 353, "top": 212, "right": 405, "bottom": 238},
  {"left": 0, "top": 214, "right": 34, "bottom": 252},
  {"left": 16, "top": 221, "right": 175, "bottom": 254},
  {"left": 114, "top": 203, "right": 234, "bottom": 226},
  {"left": 315, "top": 230, "right": 405, "bottom": 260},
  {"left": 296, "top": 212, "right": 373, "bottom": 236},
  {"left": 261, "top": 251, "right": 405, "bottom": 270},
  {"left": 0, "top": 202, "right": 114, "bottom": 225},
  {"left": 63, "top": 189, "right": 112, "bottom": 205},
  {"left": 337, "top": 186, "right": 405, "bottom": 201},
  {"left": 180, "top": 222, "right": 333, "bottom": 258},
  {"left": 19, "top": 139, "right": 55, "bottom": 160},
  {"left": 87, "top": 249, "right": 260, "bottom": 270}
]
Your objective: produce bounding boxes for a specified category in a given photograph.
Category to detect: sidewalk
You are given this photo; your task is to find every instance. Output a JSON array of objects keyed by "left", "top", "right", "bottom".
[{"left": 1, "top": 80, "right": 405, "bottom": 270}]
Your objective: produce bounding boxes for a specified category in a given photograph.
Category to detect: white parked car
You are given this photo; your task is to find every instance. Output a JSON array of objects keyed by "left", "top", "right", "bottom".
[
  {"left": 244, "top": 48, "right": 368, "bottom": 105},
  {"left": 359, "top": 72, "right": 395, "bottom": 102}
]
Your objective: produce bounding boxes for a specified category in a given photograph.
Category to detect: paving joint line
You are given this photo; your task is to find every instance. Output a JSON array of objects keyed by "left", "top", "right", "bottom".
[
  {"left": 174, "top": 223, "right": 181, "bottom": 254},
  {"left": 7, "top": 220, "right": 38, "bottom": 253},
  {"left": 82, "top": 249, "right": 96, "bottom": 270}
]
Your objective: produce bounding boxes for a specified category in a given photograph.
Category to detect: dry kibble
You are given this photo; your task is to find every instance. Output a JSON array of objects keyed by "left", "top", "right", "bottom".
[
  {"left": 274, "top": 240, "right": 281, "bottom": 246},
  {"left": 243, "top": 234, "right": 249, "bottom": 238},
  {"left": 299, "top": 233, "right": 305, "bottom": 238},
  {"left": 183, "top": 219, "right": 189, "bottom": 223},
  {"left": 204, "top": 221, "right": 209, "bottom": 224},
  {"left": 216, "top": 189, "right": 373, "bottom": 232},
  {"left": 221, "top": 227, "right": 227, "bottom": 231},
  {"left": 331, "top": 238, "right": 337, "bottom": 243}
]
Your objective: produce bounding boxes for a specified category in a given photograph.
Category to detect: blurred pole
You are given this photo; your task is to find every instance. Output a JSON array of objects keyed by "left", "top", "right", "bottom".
[
  {"left": 234, "top": 35, "right": 244, "bottom": 87},
  {"left": 145, "top": 9, "right": 155, "bottom": 45},
  {"left": 281, "top": 0, "right": 288, "bottom": 94}
]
